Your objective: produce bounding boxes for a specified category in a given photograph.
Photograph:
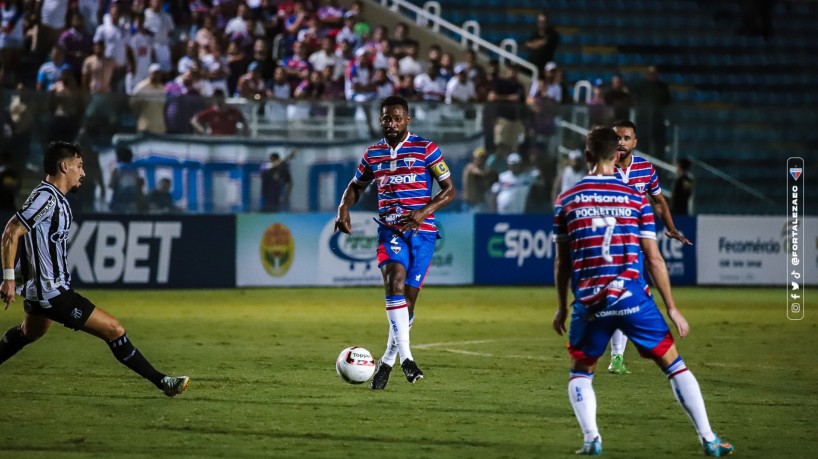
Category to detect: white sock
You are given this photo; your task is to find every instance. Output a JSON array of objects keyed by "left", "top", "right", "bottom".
[
  {"left": 381, "top": 325, "right": 399, "bottom": 367},
  {"left": 568, "top": 372, "right": 600, "bottom": 442},
  {"left": 610, "top": 329, "right": 628, "bottom": 355},
  {"left": 665, "top": 357, "right": 716, "bottom": 442},
  {"left": 385, "top": 295, "right": 413, "bottom": 363}
]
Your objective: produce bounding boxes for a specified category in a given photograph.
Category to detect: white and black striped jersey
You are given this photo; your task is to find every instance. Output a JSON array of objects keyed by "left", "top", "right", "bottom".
[{"left": 15, "top": 181, "right": 74, "bottom": 302}]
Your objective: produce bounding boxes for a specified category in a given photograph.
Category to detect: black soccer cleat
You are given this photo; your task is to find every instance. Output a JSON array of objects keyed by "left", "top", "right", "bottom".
[
  {"left": 370, "top": 360, "right": 392, "bottom": 390},
  {"left": 401, "top": 359, "right": 424, "bottom": 383}
]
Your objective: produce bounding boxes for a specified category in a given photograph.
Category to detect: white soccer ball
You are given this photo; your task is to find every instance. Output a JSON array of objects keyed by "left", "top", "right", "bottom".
[{"left": 336, "top": 346, "right": 376, "bottom": 384}]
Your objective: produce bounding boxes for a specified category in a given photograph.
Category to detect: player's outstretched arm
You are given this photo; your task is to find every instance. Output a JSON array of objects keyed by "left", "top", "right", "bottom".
[
  {"left": 651, "top": 193, "right": 692, "bottom": 245},
  {"left": 552, "top": 240, "right": 571, "bottom": 336},
  {"left": 640, "top": 237, "right": 689, "bottom": 338},
  {"left": 334, "top": 180, "right": 366, "bottom": 234},
  {"left": 1, "top": 216, "right": 28, "bottom": 309}
]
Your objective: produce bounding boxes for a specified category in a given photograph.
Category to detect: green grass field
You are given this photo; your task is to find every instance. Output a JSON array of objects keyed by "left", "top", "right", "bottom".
[{"left": 0, "top": 287, "right": 814, "bottom": 458}]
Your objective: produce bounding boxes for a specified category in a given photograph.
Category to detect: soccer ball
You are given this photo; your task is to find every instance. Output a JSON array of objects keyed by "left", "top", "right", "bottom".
[{"left": 336, "top": 346, "right": 376, "bottom": 384}]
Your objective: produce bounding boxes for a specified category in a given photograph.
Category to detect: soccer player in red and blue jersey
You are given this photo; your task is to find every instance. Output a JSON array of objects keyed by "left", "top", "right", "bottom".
[
  {"left": 552, "top": 127, "right": 733, "bottom": 457},
  {"left": 335, "top": 96, "right": 456, "bottom": 390},
  {"left": 608, "top": 119, "right": 692, "bottom": 374}
]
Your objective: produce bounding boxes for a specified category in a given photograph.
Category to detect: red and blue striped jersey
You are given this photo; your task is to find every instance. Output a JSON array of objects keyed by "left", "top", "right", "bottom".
[
  {"left": 553, "top": 175, "right": 656, "bottom": 308},
  {"left": 353, "top": 132, "right": 451, "bottom": 233},
  {"left": 615, "top": 154, "right": 661, "bottom": 196}
]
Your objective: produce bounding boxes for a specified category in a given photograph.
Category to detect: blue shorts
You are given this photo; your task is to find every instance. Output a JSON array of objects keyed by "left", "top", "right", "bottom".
[
  {"left": 567, "top": 298, "right": 674, "bottom": 365},
  {"left": 376, "top": 227, "right": 437, "bottom": 289}
]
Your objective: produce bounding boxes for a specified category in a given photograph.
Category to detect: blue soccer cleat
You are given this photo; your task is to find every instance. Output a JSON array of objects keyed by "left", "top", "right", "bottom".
[
  {"left": 576, "top": 436, "right": 602, "bottom": 456},
  {"left": 703, "top": 435, "right": 734, "bottom": 456}
]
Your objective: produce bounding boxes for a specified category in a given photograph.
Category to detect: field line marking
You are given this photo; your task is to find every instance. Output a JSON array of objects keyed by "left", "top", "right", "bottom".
[
  {"left": 415, "top": 339, "right": 497, "bottom": 349},
  {"left": 416, "top": 339, "right": 548, "bottom": 360}
]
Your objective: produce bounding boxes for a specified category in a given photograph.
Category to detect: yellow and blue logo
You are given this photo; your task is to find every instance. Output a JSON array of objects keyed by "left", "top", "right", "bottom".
[{"left": 260, "top": 223, "right": 294, "bottom": 277}]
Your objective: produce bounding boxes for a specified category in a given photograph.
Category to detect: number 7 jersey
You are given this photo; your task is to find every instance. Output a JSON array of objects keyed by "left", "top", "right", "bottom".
[{"left": 553, "top": 175, "right": 656, "bottom": 309}]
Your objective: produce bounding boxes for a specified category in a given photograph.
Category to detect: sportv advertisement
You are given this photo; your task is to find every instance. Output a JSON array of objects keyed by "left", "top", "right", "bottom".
[
  {"left": 236, "top": 212, "right": 474, "bottom": 287},
  {"left": 69, "top": 215, "right": 236, "bottom": 288}
]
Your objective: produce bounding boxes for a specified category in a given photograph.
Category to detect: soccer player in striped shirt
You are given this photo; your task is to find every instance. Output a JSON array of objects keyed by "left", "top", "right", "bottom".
[
  {"left": 0, "top": 141, "right": 189, "bottom": 397},
  {"left": 552, "top": 127, "right": 733, "bottom": 456},
  {"left": 607, "top": 119, "right": 693, "bottom": 375},
  {"left": 335, "top": 96, "right": 456, "bottom": 390}
]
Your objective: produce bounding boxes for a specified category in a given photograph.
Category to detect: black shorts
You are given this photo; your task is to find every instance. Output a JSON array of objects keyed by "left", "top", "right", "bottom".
[{"left": 23, "top": 290, "right": 97, "bottom": 331}]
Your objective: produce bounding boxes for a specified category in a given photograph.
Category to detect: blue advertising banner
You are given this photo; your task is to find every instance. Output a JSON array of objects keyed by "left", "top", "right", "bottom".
[
  {"left": 474, "top": 214, "right": 555, "bottom": 285},
  {"left": 655, "top": 216, "right": 697, "bottom": 285},
  {"left": 69, "top": 215, "right": 236, "bottom": 288}
]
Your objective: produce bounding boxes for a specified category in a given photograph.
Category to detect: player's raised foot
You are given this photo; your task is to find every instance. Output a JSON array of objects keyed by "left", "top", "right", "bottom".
[
  {"left": 576, "top": 437, "right": 602, "bottom": 456},
  {"left": 400, "top": 359, "right": 424, "bottom": 383},
  {"left": 370, "top": 360, "right": 392, "bottom": 390},
  {"left": 607, "top": 354, "right": 630, "bottom": 375},
  {"left": 703, "top": 435, "right": 733, "bottom": 457},
  {"left": 161, "top": 376, "right": 190, "bottom": 397}
]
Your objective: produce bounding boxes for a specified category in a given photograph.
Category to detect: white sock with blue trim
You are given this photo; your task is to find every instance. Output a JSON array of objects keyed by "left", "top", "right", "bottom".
[
  {"left": 568, "top": 371, "right": 600, "bottom": 442},
  {"left": 385, "top": 295, "right": 412, "bottom": 363},
  {"left": 665, "top": 356, "right": 715, "bottom": 442}
]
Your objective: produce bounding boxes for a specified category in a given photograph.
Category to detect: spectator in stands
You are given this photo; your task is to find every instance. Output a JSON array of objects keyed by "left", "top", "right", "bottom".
[
  {"left": 82, "top": 40, "right": 117, "bottom": 95},
  {"left": 461, "top": 146, "right": 492, "bottom": 213},
  {"left": 178, "top": 39, "right": 201, "bottom": 75},
  {"left": 526, "top": 73, "right": 560, "bottom": 161},
  {"left": 191, "top": 88, "right": 247, "bottom": 136},
  {"left": 551, "top": 149, "right": 587, "bottom": 203},
  {"left": 425, "top": 43, "right": 442, "bottom": 69},
  {"left": 93, "top": 1, "right": 130, "bottom": 92},
  {"left": 345, "top": 47, "right": 376, "bottom": 102},
  {"left": 0, "top": 0, "right": 24, "bottom": 87},
  {"left": 334, "top": 39, "right": 354, "bottom": 79},
  {"left": 47, "top": 66, "right": 84, "bottom": 144},
  {"left": 445, "top": 65, "right": 477, "bottom": 104},
  {"left": 126, "top": 13, "right": 156, "bottom": 95},
  {"left": 373, "top": 67, "right": 395, "bottom": 99},
  {"left": 270, "top": 66, "right": 292, "bottom": 99},
  {"left": 439, "top": 52, "right": 455, "bottom": 81},
  {"left": 373, "top": 37, "right": 391, "bottom": 70},
  {"left": 396, "top": 73, "right": 418, "bottom": 100},
  {"left": 38, "top": 0, "right": 68, "bottom": 58},
  {"left": 335, "top": 15, "right": 359, "bottom": 49},
  {"left": 37, "top": 45, "right": 67, "bottom": 92},
  {"left": 309, "top": 35, "right": 339, "bottom": 74},
  {"left": 144, "top": 0, "right": 175, "bottom": 72},
  {"left": 280, "top": 40, "right": 312, "bottom": 83},
  {"left": 491, "top": 152, "right": 541, "bottom": 214},
  {"left": 131, "top": 63, "right": 167, "bottom": 134},
  {"left": 74, "top": 130, "right": 105, "bottom": 213},
  {"left": 284, "top": 0, "right": 309, "bottom": 43},
  {"left": 316, "top": 0, "right": 345, "bottom": 31},
  {"left": 488, "top": 64, "right": 526, "bottom": 157},
  {"left": 458, "top": 49, "right": 485, "bottom": 85},
  {"left": 225, "top": 2, "right": 252, "bottom": 37},
  {"left": 414, "top": 62, "right": 446, "bottom": 102},
  {"left": 389, "top": 21, "right": 411, "bottom": 58},
  {"left": 237, "top": 61, "right": 273, "bottom": 100},
  {"left": 587, "top": 79, "right": 611, "bottom": 126},
  {"left": 320, "top": 64, "right": 344, "bottom": 100},
  {"left": 476, "top": 58, "right": 499, "bottom": 102},
  {"left": 524, "top": 11, "right": 560, "bottom": 76},
  {"left": 352, "top": 21, "right": 372, "bottom": 52},
  {"left": 604, "top": 73, "right": 633, "bottom": 122},
  {"left": 0, "top": 150, "right": 20, "bottom": 211},
  {"left": 226, "top": 40, "right": 250, "bottom": 95},
  {"left": 59, "top": 13, "right": 92, "bottom": 83},
  {"left": 633, "top": 65, "right": 672, "bottom": 157},
  {"left": 77, "top": 0, "right": 100, "bottom": 34},
  {"left": 250, "top": 38, "right": 276, "bottom": 83},
  {"left": 148, "top": 177, "right": 178, "bottom": 213},
  {"left": 164, "top": 66, "right": 204, "bottom": 134},
  {"left": 260, "top": 151, "right": 293, "bottom": 212},
  {"left": 201, "top": 42, "right": 230, "bottom": 95},
  {"left": 672, "top": 157, "right": 693, "bottom": 215},
  {"left": 109, "top": 146, "right": 144, "bottom": 213},
  {"left": 398, "top": 40, "right": 422, "bottom": 77},
  {"left": 194, "top": 13, "right": 218, "bottom": 52},
  {"left": 8, "top": 86, "right": 33, "bottom": 170},
  {"left": 293, "top": 69, "right": 325, "bottom": 99}
]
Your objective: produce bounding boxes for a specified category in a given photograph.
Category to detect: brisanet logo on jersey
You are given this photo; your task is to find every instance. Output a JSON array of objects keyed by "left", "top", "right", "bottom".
[{"left": 787, "top": 157, "right": 804, "bottom": 320}]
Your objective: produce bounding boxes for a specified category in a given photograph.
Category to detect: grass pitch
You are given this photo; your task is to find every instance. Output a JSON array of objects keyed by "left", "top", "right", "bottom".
[{"left": 0, "top": 287, "right": 814, "bottom": 458}]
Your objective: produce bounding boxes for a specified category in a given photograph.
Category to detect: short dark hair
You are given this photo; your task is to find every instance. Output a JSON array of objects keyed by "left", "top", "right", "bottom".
[
  {"left": 677, "top": 157, "right": 692, "bottom": 170},
  {"left": 380, "top": 95, "right": 409, "bottom": 113},
  {"left": 585, "top": 127, "right": 619, "bottom": 162},
  {"left": 611, "top": 119, "right": 637, "bottom": 131},
  {"left": 44, "top": 141, "right": 83, "bottom": 176}
]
